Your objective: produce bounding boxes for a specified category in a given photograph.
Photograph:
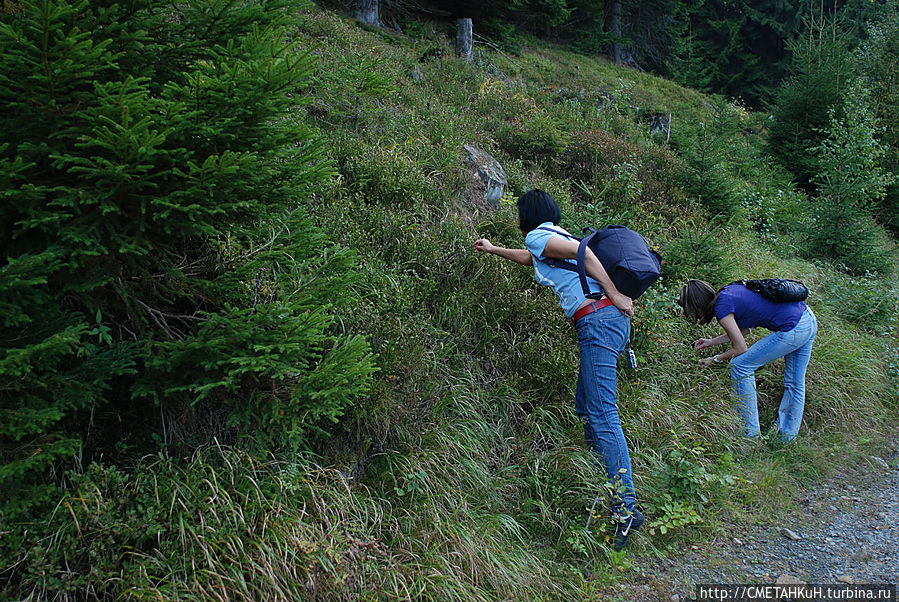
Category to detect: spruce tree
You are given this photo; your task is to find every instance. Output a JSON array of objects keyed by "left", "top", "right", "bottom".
[
  {"left": 855, "top": 0, "right": 899, "bottom": 231},
  {"left": 808, "top": 83, "right": 893, "bottom": 274},
  {"left": 0, "top": 0, "right": 375, "bottom": 520},
  {"left": 767, "top": 14, "right": 853, "bottom": 189}
]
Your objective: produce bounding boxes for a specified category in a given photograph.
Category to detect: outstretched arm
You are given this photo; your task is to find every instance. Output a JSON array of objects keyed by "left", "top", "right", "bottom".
[
  {"left": 698, "top": 314, "right": 749, "bottom": 367},
  {"left": 694, "top": 328, "right": 750, "bottom": 350},
  {"left": 473, "top": 238, "right": 533, "bottom": 266},
  {"left": 542, "top": 236, "right": 634, "bottom": 316}
]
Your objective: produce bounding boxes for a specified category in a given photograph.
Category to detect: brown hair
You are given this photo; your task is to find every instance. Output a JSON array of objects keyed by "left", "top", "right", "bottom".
[{"left": 678, "top": 279, "right": 718, "bottom": 324}]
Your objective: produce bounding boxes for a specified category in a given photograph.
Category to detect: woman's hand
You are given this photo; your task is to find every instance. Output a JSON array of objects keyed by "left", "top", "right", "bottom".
[
  {"left": 473, "top": 238, "right": 494, "bottom": 254},
  {"left": 608, "top": 291, "right": 635, "bottom": 317},
  {"left": 474, "top": 240, "right": 533, "bottom": 265},
  {"left": 698, "top": 356, "right": 717, "bottom": 368},
  {"left": 693, "top": 338, "right": 714, "bottom": 351}
]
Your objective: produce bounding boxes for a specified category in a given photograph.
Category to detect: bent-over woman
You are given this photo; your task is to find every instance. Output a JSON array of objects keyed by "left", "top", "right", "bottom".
[
  {"left": 474, "top": 189, "right": 643, "bottom": 549},
  {"left": 678, "top": 279, "right": 818, "bottom": 441}
]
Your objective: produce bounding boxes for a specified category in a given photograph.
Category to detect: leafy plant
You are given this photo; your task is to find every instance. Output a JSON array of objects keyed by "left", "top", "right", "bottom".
[
  {"left": 648, "top": 496, "right": 702, "bottom": 535},
  {"left": 647, "top": 440, "right": 738, "bottom": 536}
]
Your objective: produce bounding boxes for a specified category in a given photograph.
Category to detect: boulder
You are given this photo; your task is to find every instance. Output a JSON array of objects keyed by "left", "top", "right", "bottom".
[{"left": 463, "top": 144, "right": 507, "bottom": 210}]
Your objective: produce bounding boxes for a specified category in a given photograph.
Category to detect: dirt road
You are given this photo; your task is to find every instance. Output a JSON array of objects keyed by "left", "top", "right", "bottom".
[{"left": 607, "top": 440, "right": 898, "bottom": 601}]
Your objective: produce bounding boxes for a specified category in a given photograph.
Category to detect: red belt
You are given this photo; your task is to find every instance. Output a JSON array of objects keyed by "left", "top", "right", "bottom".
[{"left": 572, "top": 297, "right": 613, "bottom": 325}]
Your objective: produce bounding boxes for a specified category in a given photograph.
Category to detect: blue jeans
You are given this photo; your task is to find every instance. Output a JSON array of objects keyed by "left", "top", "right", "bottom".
[
  {"left": 730, "top": 308, "right": 818, "bottom": 441},
  {"left": 574, "top": 304, "right": 635, "bottom": 515}
]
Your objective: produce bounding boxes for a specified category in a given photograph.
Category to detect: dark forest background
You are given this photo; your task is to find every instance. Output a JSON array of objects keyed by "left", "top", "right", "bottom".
[{"left": 352, "top": 0, "right": 886, "bottom": 108}]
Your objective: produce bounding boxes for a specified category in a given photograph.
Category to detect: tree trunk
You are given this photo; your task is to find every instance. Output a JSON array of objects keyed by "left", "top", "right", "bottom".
[
  {"left": 352, "top": 0, "right": 379, "bottom": 26},
  {"left": 609, "top": 0, "right": 623, "bottom": 65},
  {"left": 456, "top": 18, "right": 473, "bottom": 63}
]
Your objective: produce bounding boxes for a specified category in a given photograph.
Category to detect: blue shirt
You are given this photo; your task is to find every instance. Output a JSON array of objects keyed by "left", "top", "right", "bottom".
[
  {"left": 714, "top": 283, "right": 806, "bottom": 332},
  {"left": 525, "top": 223, "right": 603, "bottom": 318}
]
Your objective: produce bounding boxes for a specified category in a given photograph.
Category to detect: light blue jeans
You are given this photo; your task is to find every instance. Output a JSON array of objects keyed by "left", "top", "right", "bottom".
[
  {"left": 729, "top": 308, "right": 818, "bottom": 441},
  {"left": 574, "top": 304, "right": 635, "bottom": 515}
]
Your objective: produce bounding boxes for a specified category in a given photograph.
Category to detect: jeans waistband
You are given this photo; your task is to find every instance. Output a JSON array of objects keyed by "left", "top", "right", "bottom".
[{"left": 572, "top": 298, "right": 613, "bottom": 325}]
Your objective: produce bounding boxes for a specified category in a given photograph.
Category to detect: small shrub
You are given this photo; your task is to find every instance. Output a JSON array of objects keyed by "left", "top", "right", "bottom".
[
  {"left": 497, "top": 112, "right": 568, "bottom": 161},
  {"left": 646, "top": 441, "right": 738, "bottom": 536},
  {"left": 821, "top": 273, "right": 899, "bottom": 333},
  {"left": 338, "top": 139, "right": 437, "bottom": 208},
  {"left": 661, "top": 225, "right": 739, "bottom": 286},
  {"left": 741, "top": 187, "right": 806, "bottom": 240}
]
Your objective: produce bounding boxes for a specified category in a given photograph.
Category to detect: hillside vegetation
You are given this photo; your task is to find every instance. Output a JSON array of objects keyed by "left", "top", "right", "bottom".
[{"left": 1, "top": 2, "right": 897, "bottom": 600}]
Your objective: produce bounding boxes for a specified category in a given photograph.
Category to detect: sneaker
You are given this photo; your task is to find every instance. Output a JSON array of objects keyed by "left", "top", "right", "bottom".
[{"left": 613, "top": 509, "right": 644, "bottom": 551}]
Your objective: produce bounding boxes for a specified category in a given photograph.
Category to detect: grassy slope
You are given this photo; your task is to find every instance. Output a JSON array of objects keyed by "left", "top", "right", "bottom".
[
  {"left": 273, "top": 8, "right": 899, "bottom": 598},
  {"left": 283, "top": 6, "right": 899, "bottom": 599},
  {"left": 13, "top": 6, "right": 895, "bottom": 601}
]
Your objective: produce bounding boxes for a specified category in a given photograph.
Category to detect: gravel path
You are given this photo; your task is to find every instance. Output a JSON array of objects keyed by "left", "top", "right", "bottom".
[{"left": 605, "top": 438, "right": 899, "bottom": 601}]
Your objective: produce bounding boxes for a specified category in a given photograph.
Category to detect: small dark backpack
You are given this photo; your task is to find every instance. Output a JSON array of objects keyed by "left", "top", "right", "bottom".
[
  {"left": 537, "top": 225, "right": 662, "bottom": 300},
  {"left": 732, "top": 278, "right": 809, "bottom": 303}
]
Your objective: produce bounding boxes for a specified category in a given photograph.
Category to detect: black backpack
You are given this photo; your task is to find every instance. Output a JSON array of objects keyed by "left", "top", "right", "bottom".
[
  {"left": 732, "top": 278, "right": 809, "bottom": 303},
  {"left": 536, "top": 225, "right": 662, "bottom": 300}
]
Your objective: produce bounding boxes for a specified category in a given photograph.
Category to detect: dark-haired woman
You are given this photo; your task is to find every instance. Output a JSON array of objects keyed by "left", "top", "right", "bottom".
[
  {"left": 678, "top": 279, "right": 818, "bottom": 441},
  {"left": 473, "top": 189, "right": 643, "bottom": 549}
]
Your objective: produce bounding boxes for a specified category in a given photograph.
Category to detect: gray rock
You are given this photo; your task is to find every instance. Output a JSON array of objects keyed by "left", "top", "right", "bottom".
[
  {"left": 781, "top": 528, "right": 802, "bottom": 541},
  {"left": 836, "top": 574, "right": 855, "bottom": 584},
  {"left": 462, "top": 144, "right": 507, "bottom": 209},
  {"left": 776, "top": 574, "right": 806, "bottom": 585},
  {"left": 870, "top": 456, "right": 890, "bottom": 470}
]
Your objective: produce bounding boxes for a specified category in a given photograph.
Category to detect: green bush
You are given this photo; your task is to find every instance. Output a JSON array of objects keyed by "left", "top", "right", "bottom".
[
  {"left": 807, "top": 83, "right": 894, "bottom": 275},
  {"left": 660, "top": 225, "right": 739, "bottom": 286},
  {"left": 645, "top": 441, "right": 737, "bottom": 536},
  {"left": 768, "top": 23, "right": 853, "bottom": 190},
  {"left": 561, "top": 129, "right": 687, "bottom": 222},
  {"left": 856, "top": 2, "right": 899, "bottom": 231},
  {"left": 0, "top": 0, "right": 374, "bottom": 519},
  {"left": 671, "top": 101, "right": 744, "bottom": 216},
  {"left": 741, "top": 187, "right": 806, "bottom": 240},
  {"left": 497, "top": 112, "right": 568, "bottom": 162},
  {"left": 821, "top": 273, "right": 899, "bottom": 333}
]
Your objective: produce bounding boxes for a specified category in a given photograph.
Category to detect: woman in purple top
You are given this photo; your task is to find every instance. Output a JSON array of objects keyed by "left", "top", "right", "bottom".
[{"left": 678, "top": 279, "right": 818, "bottom": 441}]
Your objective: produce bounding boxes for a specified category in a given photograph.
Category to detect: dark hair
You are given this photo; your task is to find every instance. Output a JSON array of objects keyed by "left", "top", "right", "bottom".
[
  {"left": 516, "top": 189, "right": 561, "bottom": 233},
  {"left": 677, "top": 279, "right": 718, "bottom": 324}
]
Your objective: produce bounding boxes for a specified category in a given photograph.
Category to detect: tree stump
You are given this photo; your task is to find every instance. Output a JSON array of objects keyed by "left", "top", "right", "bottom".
[
  {"left": 456, "top": 18, "right": 473, "bottom": 63},
  {"left": 352, "top": 0, "right": 379, "bottom": 26}
]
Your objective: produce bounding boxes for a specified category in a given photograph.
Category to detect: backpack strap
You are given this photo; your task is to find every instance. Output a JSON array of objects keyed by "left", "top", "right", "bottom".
[
  {"left": 533, "top": 226, "right": 579, "bottom": 273},
  {"left": 533, "top": 227, "right": 604, "bottom": 299},
  {"left": 577, "top": 229, "right": 603, "bottom": 299}
]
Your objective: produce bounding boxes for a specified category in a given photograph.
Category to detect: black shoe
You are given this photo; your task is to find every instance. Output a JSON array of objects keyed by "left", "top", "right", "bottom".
[{"left": 613, "top": 509, "right": 644, "bottom": 551}]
